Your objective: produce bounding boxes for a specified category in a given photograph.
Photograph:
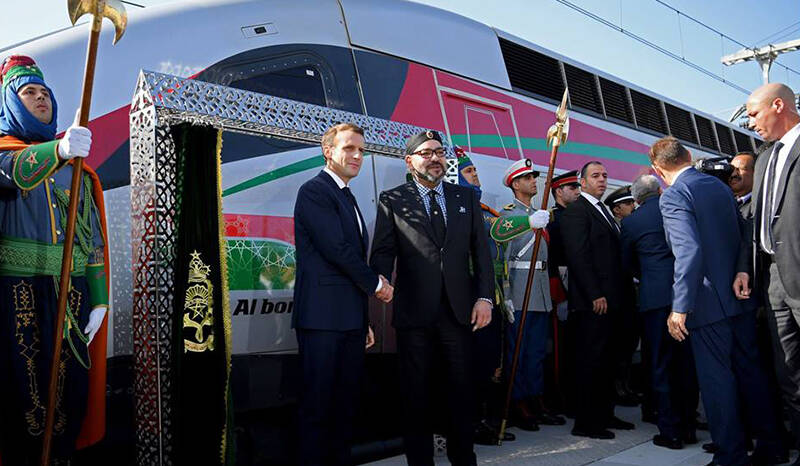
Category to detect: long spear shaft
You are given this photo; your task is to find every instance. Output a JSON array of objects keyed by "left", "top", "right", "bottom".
[
  {"left": 41, "top": 22, "right": 100, "bottom": 466},
  {"left": 42, "top": 1, "right": 126, "bottom": 463},
  {"left": 498, "top": 89, "right": 569, "bottom": 444}
]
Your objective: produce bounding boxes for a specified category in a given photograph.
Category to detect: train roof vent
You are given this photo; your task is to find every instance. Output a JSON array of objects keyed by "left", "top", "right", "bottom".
[
  {"left": 716, "top": 123, "right": 735, "bottom": 155},
  {"left": 734, "top": 131, "right": 754, "bottom": 153},
  {"left": 563, "top": 64, "right": 602, "bottom": 114},
  {"left": 665, "top": 103, "right": 697, "bottom": 145},
  {"left": 499, "top": 38, "right": 565, "bottom": 102},
  {"left": 694, "top": 115, "right": 718, "bottom": 151},
  {"left": 630, "top": 89, "right": 666, "bottom": 134},
  {"left": 598, "top": 77, "right": 633, "bottom": 124}
]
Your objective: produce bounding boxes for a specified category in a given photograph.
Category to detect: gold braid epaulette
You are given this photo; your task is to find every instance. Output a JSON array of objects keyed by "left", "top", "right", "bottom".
[{"left": 11, "top": 140, "right": 60, "bottom": 190}]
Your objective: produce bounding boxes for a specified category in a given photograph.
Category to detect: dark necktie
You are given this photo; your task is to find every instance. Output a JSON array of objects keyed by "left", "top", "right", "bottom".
[
  {"left": 763, "top": 141, "right": 784, "bottom": 252},
  {"left": 341, "top": 187, "right": 365, "bottom": 237},
  {"left": 428, "top": 190, "right": 446, "bottom": 246},
  {"left": 597, "top": 201, "right": 620, "bottom": 234}
]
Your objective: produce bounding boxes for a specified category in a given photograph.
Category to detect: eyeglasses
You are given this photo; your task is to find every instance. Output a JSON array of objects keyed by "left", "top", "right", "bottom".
[{"left": 412, "top": 148, "right": 446, "bottom": 159}]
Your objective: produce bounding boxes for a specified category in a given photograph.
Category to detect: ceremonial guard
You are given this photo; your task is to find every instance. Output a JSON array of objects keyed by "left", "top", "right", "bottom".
[
  {"left": 455, "top": 148, "right": 515, "bottom": 445},
  {"left": 492, "top": 158, "right": 565, "bottom": 430},
  {"left": 548, "top": 170, "right": 580, "bottom": 315},
  {"left": 603, "top": 185, "right": 642, "bottom": 408},
  {"left": 0, "top": 56, "right": 109, "bottom": 464},
  {"left": 546, "top": 170, "right": 580, "bottom": 414}
]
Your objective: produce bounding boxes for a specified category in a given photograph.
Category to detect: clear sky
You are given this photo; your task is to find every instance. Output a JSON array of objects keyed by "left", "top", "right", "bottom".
[{"left": 1, "top": 0, "right": 798, "bottom": 121}]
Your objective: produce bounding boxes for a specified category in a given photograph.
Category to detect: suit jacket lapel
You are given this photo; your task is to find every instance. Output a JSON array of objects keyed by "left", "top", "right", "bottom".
[
  {"left": 403, "top": 182, "right": 438, "bottom": 243},
  {"left": 752, "top": 144, "right": 772, "bottom": 228},
  {"left": 320, "top": 171, "right": 367, "bottom": 254},
  {"left": 774, "top": 137, "right": 800, "bottom": 216},
  {"left": 581, "top": 195, "right": 618, "bottom": 236},
  {"left": 443, "top": 183, "right": 461, "bottom": 245}
]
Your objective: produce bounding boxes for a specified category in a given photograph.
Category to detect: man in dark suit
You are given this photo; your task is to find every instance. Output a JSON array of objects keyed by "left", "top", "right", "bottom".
[
  {"left": 370, "top": 130, "right": 494, "bottom": 466},
  {"left": 293, "top": 123, "right": 393, "bottom": 465},
  {"left": 729, "top": 152, "right": 756, "bottom": 212},
  {"left": 560, "top": 161, "right": 635, "bottom": 439},
  {"left": 651, "top": 136, "right": 785, "bottom": 466},
  {"left": 620, "top": 174, "right": 698, "bottom": 450},
  {"left": 736, "top": 83, "right": 800, "bottom": 461}
]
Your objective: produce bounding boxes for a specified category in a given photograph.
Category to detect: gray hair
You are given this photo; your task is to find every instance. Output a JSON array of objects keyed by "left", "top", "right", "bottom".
[{"left": 631, "top": 174, "right": 660, "bottom": 203}]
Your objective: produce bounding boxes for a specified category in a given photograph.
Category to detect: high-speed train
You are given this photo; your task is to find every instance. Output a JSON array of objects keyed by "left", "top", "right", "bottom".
[{"left": 2, "top": 0, "right": 759, "bottom": 461}]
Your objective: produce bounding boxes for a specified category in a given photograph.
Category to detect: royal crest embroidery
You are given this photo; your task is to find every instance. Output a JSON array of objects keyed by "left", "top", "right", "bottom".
[{"left": 183, "top": 250, "right": 216, "bottom": 353}]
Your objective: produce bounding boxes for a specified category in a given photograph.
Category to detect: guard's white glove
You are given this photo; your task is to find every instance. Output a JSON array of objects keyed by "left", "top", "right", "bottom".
[
  {"left": 57, "top": 110, "right": 92, "bottom": 160},
  {"left": 84, "top": 306, "right": 107, "bottom": 345},
  {"left": 529, "top": 209, "right": 550, "bottom": 229},
  {"left": 504, "top": 299, "right": 516, "bottom": 324}
]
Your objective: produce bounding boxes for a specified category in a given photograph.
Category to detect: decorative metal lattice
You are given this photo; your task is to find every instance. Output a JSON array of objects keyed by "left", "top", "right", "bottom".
[{"left": 130, "top": 70, "right": 458, "bottom": 465}]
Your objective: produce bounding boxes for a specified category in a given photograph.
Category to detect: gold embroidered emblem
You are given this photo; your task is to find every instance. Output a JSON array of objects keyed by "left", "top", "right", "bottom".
[
  {"left": 183, "top": 251, "right": 215, "bottom": 353},
  {"left": 426, "top": 130, "right": 434, "bottom": 138},
  {"left": 502, "top": 220, "right": 514, "bottom": 231},
  {"left": 25, "top": 150, "right": 38, "bottom": 169}
]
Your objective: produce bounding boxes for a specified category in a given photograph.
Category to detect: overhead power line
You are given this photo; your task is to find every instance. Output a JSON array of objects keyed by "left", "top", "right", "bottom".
[
  {"left": 752, "top": 20, "right": 800, "bottom": 47},
  {"left": 552, "top": 0, "right": 752, "bottom": 94},
  {"left": 553, "top": 0, "right": 800, "bottom": 95}
]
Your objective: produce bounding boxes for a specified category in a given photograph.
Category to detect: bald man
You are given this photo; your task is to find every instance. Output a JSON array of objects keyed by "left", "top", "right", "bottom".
[{"left": 736, "top": 82, "right": 800, "bottom": 457}]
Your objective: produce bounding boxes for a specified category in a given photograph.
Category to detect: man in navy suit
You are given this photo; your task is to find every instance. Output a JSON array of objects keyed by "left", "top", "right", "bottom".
[
  {"left": 650, "top": 136, "right": 785, "bottom": 466},
  {"left": 292, "top": 123, "right": 394, "bottom": 465},
  {"left": 620, "top": 174, "right": 698, "bottom": 450}
]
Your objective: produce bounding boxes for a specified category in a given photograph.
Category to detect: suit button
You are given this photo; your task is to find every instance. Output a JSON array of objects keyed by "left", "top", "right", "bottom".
[{"left": 56, "top": 230, "right": 62, "bottom": 235}]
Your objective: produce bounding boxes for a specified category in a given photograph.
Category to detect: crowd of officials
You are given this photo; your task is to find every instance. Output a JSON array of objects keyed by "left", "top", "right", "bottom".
[{"left": 292, "top": 81, "right": 800, "bottom": 466}]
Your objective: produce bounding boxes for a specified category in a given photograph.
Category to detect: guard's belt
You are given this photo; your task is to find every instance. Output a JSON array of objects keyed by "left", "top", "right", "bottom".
[
  {"left": 0, "top": 236, "right": 87, "bottom": 277},
  {"left": 508, "top": 260, "right": 547, "bottom": 270}
]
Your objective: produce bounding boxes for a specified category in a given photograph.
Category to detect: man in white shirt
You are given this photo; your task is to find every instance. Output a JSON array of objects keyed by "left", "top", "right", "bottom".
[
  {"left": 292, "top": 123, "right": 393, "bottom": 465},
  {"left": 736, "top": 83, "right": 800, "bottom": 459}
]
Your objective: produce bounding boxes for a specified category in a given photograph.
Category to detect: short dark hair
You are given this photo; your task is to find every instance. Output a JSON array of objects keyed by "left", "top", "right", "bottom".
[
  {"left": 321, "top": 123, "right": 364, "bottom": 149},
  {"left": 649, "top": 136, "right": 690, "bottom": 168},
  {"left": 579, "top": 161, "right": 603, "bottom": 179}
]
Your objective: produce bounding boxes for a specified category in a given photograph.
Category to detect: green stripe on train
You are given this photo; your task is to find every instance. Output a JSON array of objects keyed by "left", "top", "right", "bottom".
[{"left": 451, "top": 134, "right": 650, "bottom": 166}]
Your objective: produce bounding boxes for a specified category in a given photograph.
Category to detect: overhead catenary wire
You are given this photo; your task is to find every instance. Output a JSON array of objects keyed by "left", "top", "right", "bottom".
[
  {"left": 552, "top": 0, "right": 751, "bottom": 95},
  {"left": 751, "top": 20, "right": 800, "bottom": 47},
  {"left": 651, "top": 0, "right": 800, "bottom": 78},
  {"left": 553, "top": 0, "right": 800, "bottom": 95}
]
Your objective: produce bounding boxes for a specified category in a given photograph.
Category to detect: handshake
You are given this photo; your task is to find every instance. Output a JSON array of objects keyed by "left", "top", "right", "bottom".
[{"left": 375, "top": 274, "right": 394, "bottom": 303}]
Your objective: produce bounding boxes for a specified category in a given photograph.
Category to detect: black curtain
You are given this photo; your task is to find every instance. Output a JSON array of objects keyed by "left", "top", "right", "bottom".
[{"left": 170, "top": 124, "right": 234, "bottom": 465}]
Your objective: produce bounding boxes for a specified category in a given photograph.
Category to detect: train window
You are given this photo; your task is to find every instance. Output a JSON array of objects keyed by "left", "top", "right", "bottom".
[
  {"left": 197, "top": 44, "right": 363, "bottom": 113},
  {"left": 630, "top": 90, "right": 666, "bottom": 134},
  {"left": 665, "top": 103, "right": 697, "bottom": 145},
  {"left": 564, "top": 64, "right": 602, "bottom": 115},
  {"left": 599, "top": 78, "right": 634, "bottom": 124},
  {"left": 694, "top": 115, "right": 718, "bottom": 151},
  {"left": 733, "top": 130, "right": 754, "bottom": 153},
  {"left": 228, "top": 65, "right": 325, "bottom": 106},
  {"left": 499, "top": 38, "right": 565, "bottom": 103},
  {"left": 716, "top": 123, "right": 736, "bottom": 155}
]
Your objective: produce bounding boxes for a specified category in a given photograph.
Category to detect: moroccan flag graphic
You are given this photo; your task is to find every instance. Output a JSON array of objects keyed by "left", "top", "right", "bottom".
[{"left": 170, "top": 124, "right": 234, "bottom": 465}]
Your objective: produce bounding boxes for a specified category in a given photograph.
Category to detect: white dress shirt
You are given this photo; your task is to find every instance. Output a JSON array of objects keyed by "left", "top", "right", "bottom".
[
  {"left": 323, "top": 167, "right": 382, "bottom": 293},
  {"left": 323, "top": 167, "right": 363, "bottom": 235},
  {"left": 760, "top": 123, "right": 800, "bottom": 253},
  {"left": 580, "top": 191, "right": 617, "bottom": 229}
]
